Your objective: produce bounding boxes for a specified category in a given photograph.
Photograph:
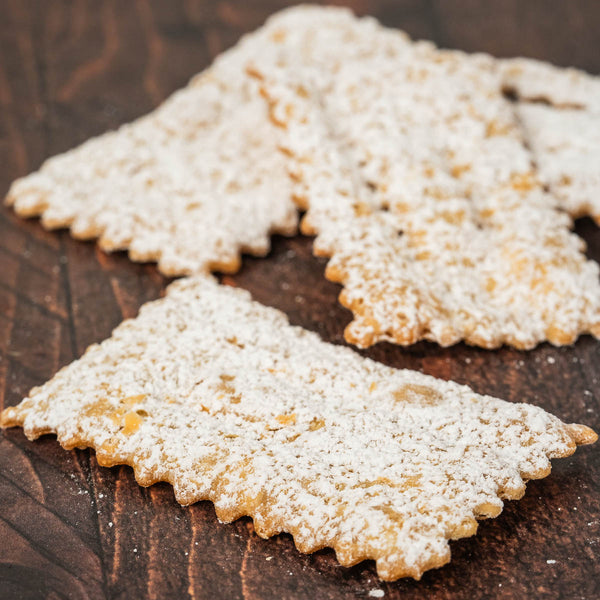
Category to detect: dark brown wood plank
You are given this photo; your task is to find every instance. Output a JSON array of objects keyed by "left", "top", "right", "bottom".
[
  {"left": 432, "top": 0, "right": 600, "bottom": 73},
  {"left": 1, "top": 2, "right": 599, "bottom": 599}
]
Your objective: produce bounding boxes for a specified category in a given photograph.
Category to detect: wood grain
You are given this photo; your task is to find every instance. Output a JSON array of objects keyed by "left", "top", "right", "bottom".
[{"left": 0, "top": 1, "right": 599, "bottom": 599}]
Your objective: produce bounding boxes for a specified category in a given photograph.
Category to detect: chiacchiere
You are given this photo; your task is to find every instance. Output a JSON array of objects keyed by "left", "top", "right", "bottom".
[
  {"left": 248, "top": 6, "right": 600, "bottom": 350},
  {"left": 5, "top": 21, "right": 298, "bottom": 277},
  {"left": 2, "top": 277, "right": 596, "bottom": 581}
]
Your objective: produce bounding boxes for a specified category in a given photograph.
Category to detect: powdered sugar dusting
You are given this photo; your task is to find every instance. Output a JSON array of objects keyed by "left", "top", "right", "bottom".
[
  {"left": 252, "top": 6, "right": 600, "bottom": 349},
  {"left": 516, "top": 104, "right": 600, "bottom": 222},
  {"left": 500, "top": 58, "right": 600, "bottom": 112},
  {"left": 1, "top": 276, "right": 594, "bottom": 581},
  {"left": 499, "top": 58, "right": 600, "bottom": 223}
]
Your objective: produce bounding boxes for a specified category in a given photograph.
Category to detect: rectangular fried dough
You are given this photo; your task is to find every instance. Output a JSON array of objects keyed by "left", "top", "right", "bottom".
[
  {"left": 1, "top": 276, "right": 596, "bottom": 581},
  {"left": 5, "top": 28, "right": 298, "bottom": 276},
  {"left": 252, "top": 6, "right": 600, "bottom": 349}
]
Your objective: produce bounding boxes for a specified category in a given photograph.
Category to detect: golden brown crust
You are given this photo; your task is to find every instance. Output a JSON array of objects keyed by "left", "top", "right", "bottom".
[{"left": 0, "top": 416, "right": 591, "bottom": 581}]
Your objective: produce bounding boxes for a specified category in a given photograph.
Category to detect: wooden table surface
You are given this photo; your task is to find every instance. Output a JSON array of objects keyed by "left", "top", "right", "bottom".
[{"left": 1, "top": 1, "right": 599, "bottom": 599}]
